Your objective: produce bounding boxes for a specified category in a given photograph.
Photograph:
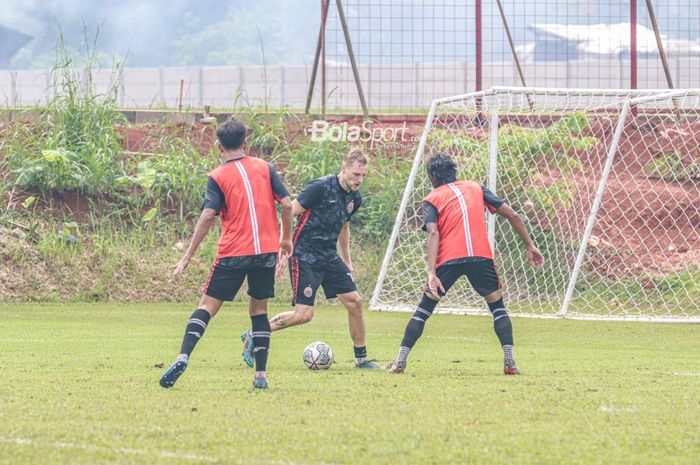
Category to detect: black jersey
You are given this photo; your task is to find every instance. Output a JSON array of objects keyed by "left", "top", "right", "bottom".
[{"left": 292, "top": 174, "right": 362, "bottom": 264}]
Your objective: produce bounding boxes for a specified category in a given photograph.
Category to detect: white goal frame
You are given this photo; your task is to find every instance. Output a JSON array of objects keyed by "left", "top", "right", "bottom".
[{"left": 371, "top": 87, "right": 700, "bottom": 323}]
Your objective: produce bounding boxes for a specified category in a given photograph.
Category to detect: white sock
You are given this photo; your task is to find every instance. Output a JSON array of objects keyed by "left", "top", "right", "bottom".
[
  {"left": 503, "top": 345, "right": 514, "bottom": 361},
  {"left": 397, "top": 346, "right": 411, "bottom": 363}
]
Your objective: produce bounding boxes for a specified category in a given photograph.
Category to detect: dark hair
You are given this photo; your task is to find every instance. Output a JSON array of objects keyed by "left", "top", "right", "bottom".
[
  {"left": 216, "top": 118, "right": 247, "bottom": 150},
  {"left": 426, "top": 153, "right": 457, "bottom": 188}
]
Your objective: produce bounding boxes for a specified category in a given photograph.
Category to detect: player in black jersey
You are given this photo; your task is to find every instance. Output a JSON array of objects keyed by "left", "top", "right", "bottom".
[{"left": 241, "top": 148, "right": 380, "bottom": 369}]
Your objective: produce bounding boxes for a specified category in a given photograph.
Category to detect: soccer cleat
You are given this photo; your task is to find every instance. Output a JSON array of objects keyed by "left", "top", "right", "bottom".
[
  {"left": 386, "top": 360, "right": 406, "bottom": 374},
  {"left": 252, "top": 377, "right": 269, "bottom": 389},
  {"left": 240, "top": 330, "right": 254, "bottom": 368},
  {"left": 159, "top": 356, "right": 188, "bottom": 388},
  {"left": 355, "top": 359, "right": 381, "bottom": 369},
  {"left": 504, "top": 359, "right": 520, "bottom": 375}
]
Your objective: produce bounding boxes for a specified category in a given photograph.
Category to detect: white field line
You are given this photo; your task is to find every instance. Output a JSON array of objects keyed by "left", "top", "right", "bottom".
[
  {"left": 0, "top": 437, "right": 220, "bottom": 463},
  {"left": 0, "top": 437, "right": 340, "bottom": 465}
]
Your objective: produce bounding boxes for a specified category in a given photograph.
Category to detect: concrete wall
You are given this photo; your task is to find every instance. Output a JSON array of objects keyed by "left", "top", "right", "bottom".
[{"left": 1, "top": 59, "right": 698, "bottom": 111}]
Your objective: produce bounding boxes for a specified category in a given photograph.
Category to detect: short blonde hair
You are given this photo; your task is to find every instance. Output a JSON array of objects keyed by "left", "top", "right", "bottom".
[{"left": 344, "top": 148, "right": 368, "bottom": 166}]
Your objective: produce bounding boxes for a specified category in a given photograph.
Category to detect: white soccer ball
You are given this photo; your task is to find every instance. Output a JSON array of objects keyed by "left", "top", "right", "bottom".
[{"left": 303, "top": 341, "right": 334, "bottom": 370}]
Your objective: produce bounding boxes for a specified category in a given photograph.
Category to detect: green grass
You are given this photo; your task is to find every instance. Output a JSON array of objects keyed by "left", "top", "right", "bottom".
[{"left": 1, "top": 304, "right": 698, "bottom": 465}]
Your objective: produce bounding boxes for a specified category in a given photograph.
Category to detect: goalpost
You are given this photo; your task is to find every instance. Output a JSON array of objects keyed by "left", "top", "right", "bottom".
[{"left": 370, "top": 87, "right": 700, "bottom": 322}]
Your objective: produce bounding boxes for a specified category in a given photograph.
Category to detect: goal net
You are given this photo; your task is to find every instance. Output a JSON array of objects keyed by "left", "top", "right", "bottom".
[{"left": 370, "top": 87, "right": 700, "bottom": 322}]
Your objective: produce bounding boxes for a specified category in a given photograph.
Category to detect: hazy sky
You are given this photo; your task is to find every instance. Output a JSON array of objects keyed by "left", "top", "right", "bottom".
[
  {"left": 0, "top": 0, "right": 319, "bottom": 68},
  {"left": 0, "top": 0, "right": 696, "bottom": 69}
]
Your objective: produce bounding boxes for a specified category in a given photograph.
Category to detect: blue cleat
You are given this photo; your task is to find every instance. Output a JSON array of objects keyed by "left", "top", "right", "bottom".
[
  {"left": 240, "top": 330, "right": 254, "bottom": 368},
  {"left": 253, "top": 377, "right": 268, "bottom": 389},
  {"left": 355, "top": 359, "right": 381, "bottom": 369},
  {"left": 159, "top": 356, "right": 188, "bottom": 388}
]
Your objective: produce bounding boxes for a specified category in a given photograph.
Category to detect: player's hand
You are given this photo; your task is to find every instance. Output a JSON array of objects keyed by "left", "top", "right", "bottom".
[
  {"left": 346, "top": 263, "right": 355, "bottom": 280},
  {"left": 527, "top": 246, "right": 545, "bottom": 268},
  {"left": 424, "top": 272, "right": 444, "bottom": 300},
  {"left": 276, "top": 239, "right": 293, "bottom": 280},
  {"left": 173, "top": 257, "right": 190, "bottom": 280},
  {"left": 275, "top": 256, "right": 289, "bottom": 281},
  {"left": 279, "top": 238, "right": 293, "bottom": 258}
]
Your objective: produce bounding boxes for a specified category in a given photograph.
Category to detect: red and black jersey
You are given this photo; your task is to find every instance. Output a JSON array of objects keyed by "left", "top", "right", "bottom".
[
  {"left": 292, "top": 174, "right": 362, "bottom": 264},
  {"left": 423, "top": 180, "right": 502, "bottom": 267},
  {"left": 205, "top": 156, "right": 288, "bottom": 260}
]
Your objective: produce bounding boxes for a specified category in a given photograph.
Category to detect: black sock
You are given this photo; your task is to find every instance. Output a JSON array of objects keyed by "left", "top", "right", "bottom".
[
  {"left": 179, "top": 309, "right": 211, "bottom": 357},
  {"left": 354, "top": 346, "right": 367, "bottom": 360},
  {"left": 400, "top": 294, "right": 438, "bottom": 349},
  {"left": 251, "top": 314, "right": 271, "bottom": 372},
  {"left": 488, "top": 298, "right": 513, "bottom": 346}
]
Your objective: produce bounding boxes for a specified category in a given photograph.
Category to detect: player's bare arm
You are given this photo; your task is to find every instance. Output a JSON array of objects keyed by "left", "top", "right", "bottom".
[
  {"left": 495, "top": 203, "right": 545, "bottom": 268},
  {"left": 291, "top": 199, "right": 306, "bottom": 216},
  {"left": 274, "top": 197, "right": 299, "bottom": 279},
  {"left": 279, "top": 195, "right": 294, "bottom": 255},
  {"left": 424, "top": 222, "right": 444, "bottom": 299},
  {"left": 338, "top": 221, "right": 353, "bottom": 275},
  {"left": 173, "top": 207, "right": 217, "bottom": 279}
]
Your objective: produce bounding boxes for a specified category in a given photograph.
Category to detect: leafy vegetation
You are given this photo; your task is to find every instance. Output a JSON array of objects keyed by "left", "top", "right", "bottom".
[
  {"left": 1, "top": 52, "right": 413, "bottom": 303},
  {"left": 0, "top": 33, "right": 693, "bottom": 311},
  {"left": 642, "top": 150, "right": 699, "bottom": 182},
  {"left": 429, "top": 113, "right": 597, "bottom": 217},
  {"left": 7, "top": 29, "right": 126, "bottom": 194}
]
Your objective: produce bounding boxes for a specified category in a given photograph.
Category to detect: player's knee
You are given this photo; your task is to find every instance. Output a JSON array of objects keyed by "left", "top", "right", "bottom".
[
  {"left": 351, "top": 294, "right": 363, "bottom": 308},
  {"left": 345, "top": 294, "right": 363, "bottom": 313},
  {"left": 296, "top": 307, "right": 314, "bottom": 324},
  {"left": 483, "top": 289, "right": 502, "bottom": 303},
  {"left": 248, "top": 297, "right": 268, "bottom": 316},
  {"left": 419, "top": 294, "right": 439, "bottom": 313}
]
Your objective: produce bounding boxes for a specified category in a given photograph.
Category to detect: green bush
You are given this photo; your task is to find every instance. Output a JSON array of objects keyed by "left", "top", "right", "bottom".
[
  {"left": 8, "top": 29, "right": 126, "bottom": 194},
  {"left": 643, "top": 150, "right": 699, "bottom": 182},
  {"left": 134, "top": 130, "right": 219, "bottom": 221},
  {"left": 237, "top": 105, "right": 300, "bottom": 156},
  {"left": 280, "top": 138, "right": 347, "bottom": 189},
  {"left": 429, "top": 113, "right": 596, "bottom": 217},
  {"left": 353, "top": 148, "right": 411, "bottom": 239}
]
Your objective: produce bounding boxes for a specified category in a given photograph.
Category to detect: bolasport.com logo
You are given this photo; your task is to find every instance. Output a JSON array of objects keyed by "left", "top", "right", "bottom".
[{"left": 307, "top": 120, "right": 419, "bottom": 149}]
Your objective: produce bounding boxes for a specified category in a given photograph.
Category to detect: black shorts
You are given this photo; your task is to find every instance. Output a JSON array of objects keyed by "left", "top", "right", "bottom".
[
  {"left": 203, "top": 260, "right": 275, "bottom": 301},
  {"left": 436, "top": 259, "right": 501, "bottom": 297},
  {"left": 289, "top": 257, "right": 357, "bottom": 306}
]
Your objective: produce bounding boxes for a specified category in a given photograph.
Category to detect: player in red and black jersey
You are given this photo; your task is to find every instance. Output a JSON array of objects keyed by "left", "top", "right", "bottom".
[
  {"left": 242, "top": 149, "right": 381, "bottom": 369},
  {"left": 387, "top": 153, "right": 544, "bottom": 375},
  {"left": 160, "top": 118, "right": 293, "bottom": 390}
]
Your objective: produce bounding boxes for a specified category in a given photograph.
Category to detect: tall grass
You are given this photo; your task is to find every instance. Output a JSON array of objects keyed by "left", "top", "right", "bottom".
[
  {"left": 122, "top": 125, "right": 221, "bottom": 223},
  {"left": 8, "top": 27, "right": 126, "bottom": 194},
  {"left": 0, "top": 26, "right": 417, "bottom": 303}
]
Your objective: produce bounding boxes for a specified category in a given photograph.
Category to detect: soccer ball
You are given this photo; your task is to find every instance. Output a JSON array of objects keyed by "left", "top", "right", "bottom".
[{"left": 303, "top": 341, "right": 334, "bottom": 370}]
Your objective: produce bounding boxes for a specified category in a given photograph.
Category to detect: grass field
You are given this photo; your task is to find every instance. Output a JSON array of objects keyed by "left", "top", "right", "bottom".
[{"left": 1, "top": 303, "right": 698, "bottom": 465}]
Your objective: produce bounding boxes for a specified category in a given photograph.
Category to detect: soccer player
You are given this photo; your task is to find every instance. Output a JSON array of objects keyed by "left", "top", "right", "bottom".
[
  {"left": 387, "top": 153, "right": 544, "bottom": 375},
  {"left": 241, "top": 148, "right": 380, "bottom": 369},
  {"left": 159, "top": 119, "right": 293, "bottom": 390}
]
